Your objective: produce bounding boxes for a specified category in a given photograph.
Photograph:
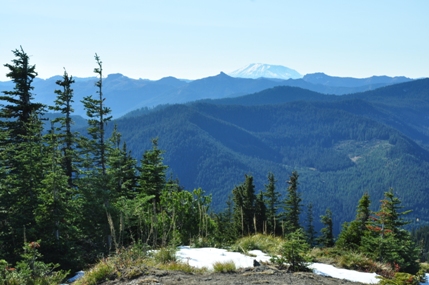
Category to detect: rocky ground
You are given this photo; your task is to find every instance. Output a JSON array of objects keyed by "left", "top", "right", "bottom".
[{"left": 99, "top": 265, "right": 370, "bottom": 285}]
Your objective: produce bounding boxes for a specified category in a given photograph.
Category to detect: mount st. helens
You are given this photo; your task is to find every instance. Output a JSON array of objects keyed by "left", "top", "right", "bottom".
[{"left": 228, "top": 63, "right": 302, "bottom": 79}]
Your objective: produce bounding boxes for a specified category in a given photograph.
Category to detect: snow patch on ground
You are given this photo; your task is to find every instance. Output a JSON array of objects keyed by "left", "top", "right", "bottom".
[
  {"left": 66, "top": 247, "right": 429, "bottom": 284},
  {"left": 176, "top": 246, "right": 380, "bottom": 284}
]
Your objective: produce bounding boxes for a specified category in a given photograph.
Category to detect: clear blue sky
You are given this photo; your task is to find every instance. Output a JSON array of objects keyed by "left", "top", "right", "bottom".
[{"left": 1, "top": 0, "right": 428, "bottom": 81}]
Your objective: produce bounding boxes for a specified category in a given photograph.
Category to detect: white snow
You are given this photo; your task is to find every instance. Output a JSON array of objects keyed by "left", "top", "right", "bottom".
[
  {"left": 176, "top": 246, "right": 381, "bottom": 284},
  {"left": 228, "top": 63, "right": 302, "bottom": 80},
  {"left": 176, "top": 246, "right": 271, "bottom": 270},
  {"left": 309, "top": 263, "right": 379, "bottom": 284}
]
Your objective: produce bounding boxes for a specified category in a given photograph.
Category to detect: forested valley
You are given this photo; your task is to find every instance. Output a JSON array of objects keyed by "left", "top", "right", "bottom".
[{"left": 1, "top": 47, "right": 429, "bottom": 284}]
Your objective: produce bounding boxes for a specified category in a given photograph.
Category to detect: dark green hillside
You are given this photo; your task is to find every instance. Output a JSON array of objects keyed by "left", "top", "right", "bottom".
[
  {"left": 205, "top": 85, "right": 336, "bottom": 106},
  {"left": 207, "top": 79, "right": 429, "bottom": 147},
  {"left": 344, "top": 79, "right": 429, "bottom": 144},
  {"left": 110, "top": 100, "right": 429, "bottom": 232}
]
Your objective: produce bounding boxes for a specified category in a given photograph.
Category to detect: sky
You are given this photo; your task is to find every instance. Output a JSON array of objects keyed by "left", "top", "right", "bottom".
[{"left": 1, "top": 0, "right": 428, "bottom": 81}]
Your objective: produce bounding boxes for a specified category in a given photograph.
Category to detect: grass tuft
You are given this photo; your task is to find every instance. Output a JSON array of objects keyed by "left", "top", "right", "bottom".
[
  {"left": 75, "top": 261, "right": 115, "bottom": 285},
  {"left": 212, "top": 261, "right": 236, "bottom": 273},
  {"left": 231, "top": 234, "right": 284, "bottom": 255},
  {"left": 152, "top": 247, "right": 177, "bottom": 264}
]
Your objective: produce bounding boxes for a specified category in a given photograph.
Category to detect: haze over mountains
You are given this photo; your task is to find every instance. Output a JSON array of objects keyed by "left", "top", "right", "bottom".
[{"left": 0, "top": 65, "right": 413, "bottom": 118}]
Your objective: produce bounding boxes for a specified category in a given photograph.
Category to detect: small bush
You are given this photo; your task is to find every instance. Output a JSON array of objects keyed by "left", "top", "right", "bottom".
[
  {"left": 271, "top": 229, "right": 312, "bottom": 272},
  {"left": 212, "top": 261, "right": 236, "bottom": 273},
  {"left": 0, "top": 242, "right": 69, "bottom": 285},
  {"left": 377, "top": 271, "right": 426, "bottom": 285}
]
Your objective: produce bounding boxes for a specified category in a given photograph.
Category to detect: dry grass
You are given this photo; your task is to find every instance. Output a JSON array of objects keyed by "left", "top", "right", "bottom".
[{"left": 231, "top": 234, "right": 284, "bottom": 255}]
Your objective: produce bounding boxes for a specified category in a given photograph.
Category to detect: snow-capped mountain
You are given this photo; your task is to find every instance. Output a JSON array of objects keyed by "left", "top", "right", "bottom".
[{"left": 228, "top": 63, "right": 302, "bottom": 80}]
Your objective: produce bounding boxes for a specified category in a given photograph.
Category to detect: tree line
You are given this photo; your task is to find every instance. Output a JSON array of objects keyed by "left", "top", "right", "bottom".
[{"left": 0, "top": 47, "right": 422, "bottom": 277}]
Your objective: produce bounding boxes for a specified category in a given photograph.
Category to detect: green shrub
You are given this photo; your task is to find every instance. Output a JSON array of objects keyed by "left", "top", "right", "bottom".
[
  {"left": 271, "top": 229, "right": 312, "bottom": 272},
  {"left": 0, "top": 242, "right": 69, "bottom": 285},
  {"left": 377, "top": 271, "right": 426, "bottom": 285}
]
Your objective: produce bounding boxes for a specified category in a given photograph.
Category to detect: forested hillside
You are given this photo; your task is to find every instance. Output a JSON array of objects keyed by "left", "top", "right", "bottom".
[{"left": 110, "top": 79, "right": 429, "bottom": 232}]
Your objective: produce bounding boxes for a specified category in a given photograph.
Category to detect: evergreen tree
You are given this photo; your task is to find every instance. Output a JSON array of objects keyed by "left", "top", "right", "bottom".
[
  {"left": 107, "top": 126, "right": 137, "bottom": 201},
  {"left": 0, "top": 115, "right": 46, "bottom": 263},
  {"left": 305, "top": 203, "right": 317, "bottom": 246},
  {"left": 318, "top": 208, "right": 334, "bottom": 247},
  {"left": 138, "top": 138, "right": 167, "bottom": 203},
  {"left": 81, "top": 53, "right": 112, "bottom": 174},
  {"left": 336, "top": 192, "right": 371, "bottom": 250},
  {"left": 254, "top": 192, "right": 267, "bottom": 233},
  {"left": 78, "top": 53, "right": 113, "bottom": 252},
  {"left": 283, "top": 171, "right": 302, "bottom": 234},
  {"left": 0, "top": 46, "right": 45, "bottom": 143},
  {"left": 0, "top": 48, "right": 46, "bottom": 263},
  {"left": 50, "top": 68, "right": 76, "bottom": 187},
  {"left": 35, "top": 124, "right": 82, "bottom": 270},
  {"left": 361, "top": 189, "right": 419, "bottom": 273},
  {"left": 232, "top": 175, "right": 256, "bottom": 236},
  {"left": 263, "top": 172, "right": 280, "bottom": 235},
  {"left": 213, "top": 195, "right": 236, "bottom": 243},
  {"left": 137, "top": 138, "right": 168, "bottom": 246}
]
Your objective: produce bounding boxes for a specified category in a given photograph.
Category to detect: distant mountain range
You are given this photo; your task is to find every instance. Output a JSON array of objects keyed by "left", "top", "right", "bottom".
[
  {"left": 0, "top": 68, "right": 414, "bottom": 118},
  {"left": 228, "top": 63, "right": 302, "bottom": 79}
]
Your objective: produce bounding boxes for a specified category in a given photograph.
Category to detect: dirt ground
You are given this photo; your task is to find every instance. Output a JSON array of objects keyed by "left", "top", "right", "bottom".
[{"left": 99, "top": 265, "right": 370, "bottom": 285}]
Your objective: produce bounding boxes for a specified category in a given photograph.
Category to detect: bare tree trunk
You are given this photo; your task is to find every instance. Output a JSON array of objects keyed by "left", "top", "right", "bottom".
[{"left": 253, "top": 214, "right": 257, "bottom": 234}]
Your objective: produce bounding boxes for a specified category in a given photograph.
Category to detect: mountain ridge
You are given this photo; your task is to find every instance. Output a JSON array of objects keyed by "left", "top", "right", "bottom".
[{"left": 0, "top": 72, "right": 415, "bottom": 118}]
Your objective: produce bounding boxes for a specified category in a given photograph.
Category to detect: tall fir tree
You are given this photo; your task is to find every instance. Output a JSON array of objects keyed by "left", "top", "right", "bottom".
[
  {"left": 318, "top": 208, "right": 334, "bottom": 247},
  {"left": 336, "top": 192, "right": 371, "bottom": 250},
  {"left": 0, "top": 46, "right": 45, "bottom": 143},
  {"left": 264, "top": 172, "right": 281, "bottom": 235},
  {"left": 81, "top": 53, "right": 112, "bottom": 174},
  {"left": 232, "top": 175, "right": 256, "bottom": 236},
  {"left": 0, "top": 48, "right": 46, "bottom": 263},
  {"left": 107, "top": 126, "right": 137, "bottom": 201},
  {"left": 305, "top": 203, "right": 317, "bottom": 246},
  {"left": 138, "top": 138, "right": 167, "bottom": 203},
  {"left": 254, "top": 192, "right": 267, "bottom": 233},
  {"left": 283, "top": 171, "right": 302, "bottom": 234},
  {"left": 137, "top": 138, "right": 168, "bottom": 246},
  {"left": 361, "top": 189, "right": 419, "bottom": 273},
  {"left": 35, "top": 123, "right": 82, "bottom": 270},
  {"left": 79, "top": 53, "right": 113, "bottom": 252},
  {"left": 50, "top": 68, "right": 77, "bottom": 187}
]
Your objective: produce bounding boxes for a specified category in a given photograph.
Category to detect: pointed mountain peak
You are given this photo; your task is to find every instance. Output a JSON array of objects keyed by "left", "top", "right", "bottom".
[{"left": 228, "top": 63, "right": 302, "bottom": 80}]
